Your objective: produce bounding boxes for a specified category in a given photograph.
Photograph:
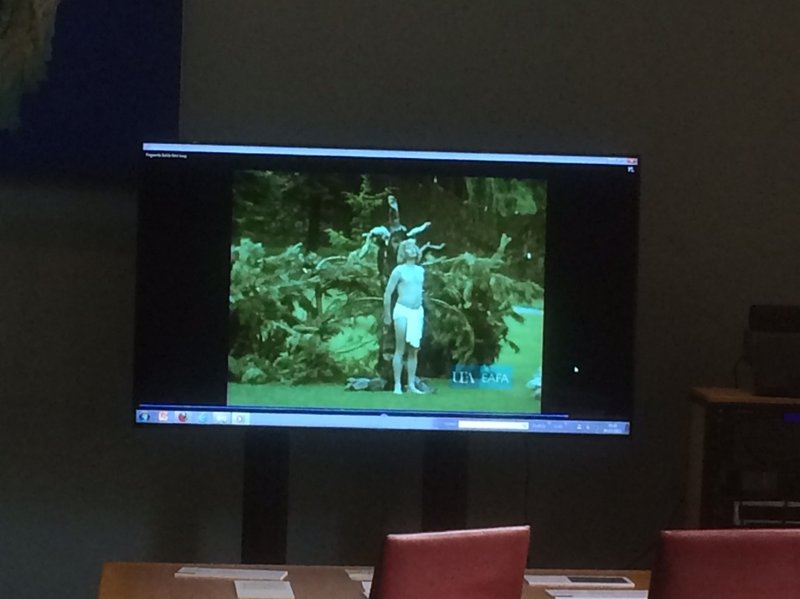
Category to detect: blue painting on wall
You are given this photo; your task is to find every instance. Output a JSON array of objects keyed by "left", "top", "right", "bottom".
[{"left": 0, "top": 1, "right": 181, "bottom": 181}]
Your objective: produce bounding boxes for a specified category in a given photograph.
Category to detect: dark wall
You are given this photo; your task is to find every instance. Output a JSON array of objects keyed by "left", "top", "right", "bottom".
[
  {"left": 1, "top": 1, "right": 799, "bottom": 597},
  {"left": 0, "top": 184, "right": 243, "bottom": 598},
  {"left": 180, "top": 0, "right": 800, "bottom": 567}
]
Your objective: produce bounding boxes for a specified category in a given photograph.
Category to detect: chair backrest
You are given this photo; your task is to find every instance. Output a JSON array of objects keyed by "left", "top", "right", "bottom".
[
  {"left": 369, "top": 525, "right": 530, "bottom": 599},
  {"left": 648, "top": 528, "right": 800, "bottom": 599}
]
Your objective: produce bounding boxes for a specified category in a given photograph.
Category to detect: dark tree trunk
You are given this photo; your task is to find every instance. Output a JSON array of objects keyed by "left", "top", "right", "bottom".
[{"left": 376, "top": 196, "right": 406, "bottom": 384}]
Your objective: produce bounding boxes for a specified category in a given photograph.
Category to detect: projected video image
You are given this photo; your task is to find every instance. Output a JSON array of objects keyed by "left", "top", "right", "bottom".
[{"left": 228, "top": 170, "right": 546, "bottom": 416}]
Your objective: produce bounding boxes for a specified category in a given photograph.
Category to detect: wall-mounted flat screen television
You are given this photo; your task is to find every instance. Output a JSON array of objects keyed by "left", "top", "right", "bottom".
[{"left": 133, "top": 143, "right": 638, "bottom": 435}]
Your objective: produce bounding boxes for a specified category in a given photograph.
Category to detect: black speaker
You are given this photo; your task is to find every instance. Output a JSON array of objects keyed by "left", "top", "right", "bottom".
[
  {"left": 749, "top": 305, "right": 800, "bottom": 333},
  {"left": 745, "top": 305, "right": 800, "bottom": 398}
]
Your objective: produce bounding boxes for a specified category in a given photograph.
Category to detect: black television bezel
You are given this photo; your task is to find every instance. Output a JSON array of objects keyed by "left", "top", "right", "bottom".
[{"left": 132, "top": 142, "right": 640, "bottom": 437}]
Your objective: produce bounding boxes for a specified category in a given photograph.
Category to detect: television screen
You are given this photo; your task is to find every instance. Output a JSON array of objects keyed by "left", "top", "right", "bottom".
[{"left": 134, "top": 143, "right": 638, "bottom": 435}]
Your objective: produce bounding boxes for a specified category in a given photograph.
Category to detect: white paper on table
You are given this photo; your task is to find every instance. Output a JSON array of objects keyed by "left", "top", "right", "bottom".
[
  {"left": 527, "top": 575, "right": 634, "bottom": 588},
  {"left": 234, "top": 580, "right": 294, "bottom": 599},
  {"left": 545, "top": 590, "right": 648, "bottom": 599},
  {"left": 345, "top": 567, "right": 374, "bottom": 581},
  {"left": 175, "top": 566, "right": 288, "bottom": 581}
]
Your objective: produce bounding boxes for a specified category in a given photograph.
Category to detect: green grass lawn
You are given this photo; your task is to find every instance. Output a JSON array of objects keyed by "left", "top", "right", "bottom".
[{"left": 228, "top": 307, "right": 543, "bottom": 416}]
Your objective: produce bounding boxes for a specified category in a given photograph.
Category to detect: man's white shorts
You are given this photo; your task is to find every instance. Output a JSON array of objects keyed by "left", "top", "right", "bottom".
[{"left": 393, "top": 303, "right": 424, "bottom": 348}]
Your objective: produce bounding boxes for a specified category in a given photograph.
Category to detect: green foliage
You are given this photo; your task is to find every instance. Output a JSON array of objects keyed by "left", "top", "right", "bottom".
[
  {"left": 232, "top": 170, "right": 360, "bottom": 252},
  {"left": 229, "top": 238, "right": 384, "bottom": 384},
  {"left": 228, "top": 169, "right": 547, "bottom": 384},
  {"left": 424, "top": 234, "right": 543, "bottom": 367},
  {"left": 232, "top": 171, "right": 304, "bottom": 244},
  {"left": 342, "top": 176, "right": 388, "bottom": 234},
  {"left": 326, "top": 228, "right": 360, "bottom": 253},
  {"left": 230, "top": 234, "right": 542, "bottom": 383},
  {"left": 465, "top": 177, "right": 540, "bottom": 217}
]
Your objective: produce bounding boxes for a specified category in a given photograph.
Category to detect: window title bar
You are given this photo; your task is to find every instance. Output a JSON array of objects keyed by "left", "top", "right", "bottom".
[{"left": 142, "top": 143, "right": 638, "bottom": 167}]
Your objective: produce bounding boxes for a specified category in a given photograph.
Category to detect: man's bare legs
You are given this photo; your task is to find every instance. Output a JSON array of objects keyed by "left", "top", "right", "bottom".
[
  {"left": 406, "top": 346, "right": 423, "bottom": 393},
  {"left": 392, "top": 316, "right": 424, "bottom": 394},
  {"left": 392, "top": 316, "right": 407, "bottom": 394}
]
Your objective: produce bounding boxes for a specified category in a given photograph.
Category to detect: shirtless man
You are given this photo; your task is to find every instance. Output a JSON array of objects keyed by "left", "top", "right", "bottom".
[{"left": 383, "top": 239, "right": 425, "bottom": 394}]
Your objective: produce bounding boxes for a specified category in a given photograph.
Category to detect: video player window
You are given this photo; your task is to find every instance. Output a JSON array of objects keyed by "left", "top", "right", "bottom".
[
  {"left": 228, "top": 169, "right": 546, "bottom": 415},
  {"left": 134, "top": 144, "right": 638, "bottom": 435}
]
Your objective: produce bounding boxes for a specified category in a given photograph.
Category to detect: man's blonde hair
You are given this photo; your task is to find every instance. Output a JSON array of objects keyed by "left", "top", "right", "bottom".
[{"left": 396, "top": 239, "right": 420, "bottom": 264}]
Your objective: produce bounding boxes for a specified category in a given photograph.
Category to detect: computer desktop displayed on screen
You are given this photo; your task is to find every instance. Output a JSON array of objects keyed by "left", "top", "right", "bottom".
[{"left": 133, "top": 143, "right": 639, "bottom": 436}]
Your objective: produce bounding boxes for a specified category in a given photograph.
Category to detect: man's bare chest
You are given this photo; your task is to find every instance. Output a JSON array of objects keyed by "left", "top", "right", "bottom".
[{"left": 399, "top": 266, "right": 424, "bottom": 284}]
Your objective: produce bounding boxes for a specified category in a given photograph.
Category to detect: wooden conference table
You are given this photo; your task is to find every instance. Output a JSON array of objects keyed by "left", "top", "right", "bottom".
[{"left": 98, "top": 562, "right": 651, "bottom": 599}]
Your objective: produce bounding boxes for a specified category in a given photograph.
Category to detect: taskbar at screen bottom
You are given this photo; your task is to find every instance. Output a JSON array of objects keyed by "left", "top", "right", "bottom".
[{"left": 134, "top": 408, "right": 630, "bottom": 435}]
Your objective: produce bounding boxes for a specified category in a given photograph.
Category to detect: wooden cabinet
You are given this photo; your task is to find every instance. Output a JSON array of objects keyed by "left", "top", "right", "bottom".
[{"left": 685, "top": 387, "right": 800, "bottom": 528}]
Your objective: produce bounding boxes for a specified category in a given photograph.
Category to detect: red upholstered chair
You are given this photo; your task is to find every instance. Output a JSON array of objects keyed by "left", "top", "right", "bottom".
[
  {"left": 368, "top": 525, "right": 530, "bottom": 599},
  {"left": 648, "top": 528, "right": 800, "bottom": 599}
]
